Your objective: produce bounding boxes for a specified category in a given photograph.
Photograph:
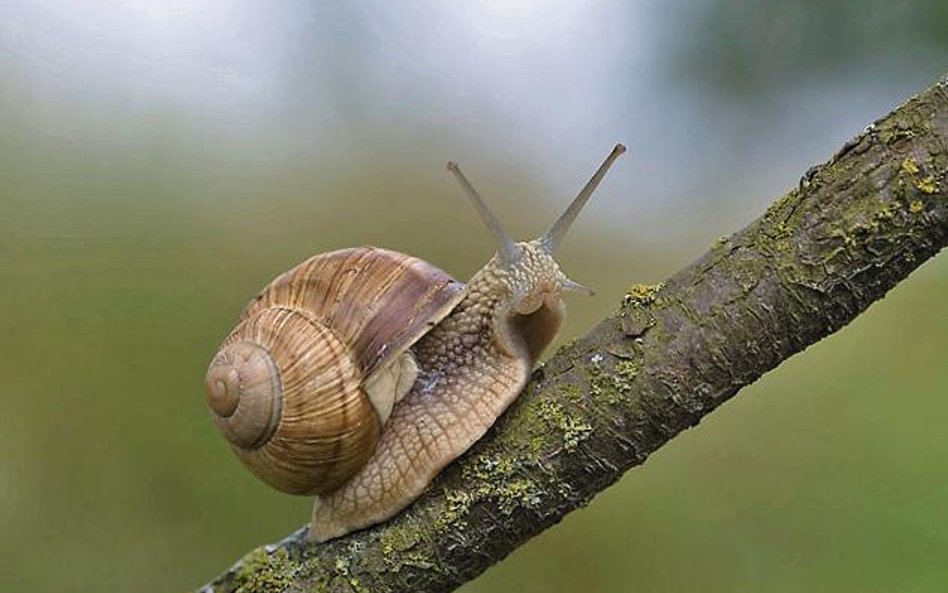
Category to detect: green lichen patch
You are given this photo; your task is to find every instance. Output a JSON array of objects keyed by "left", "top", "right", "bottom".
[
  {"left": 433, "top": 488, "right": 473, "bottom": 532},
  {"left": 495, "top": 478, "right": 545, "bottom": 514},
  {"left": 534, "top": 397, "right": 593, "bottom": 452},
  {"left": 611, "top": 360, "right": 640, "bottom": 392},
  {"left": 553, "top": 382, "right": 587, "bottom": 405},
  {"left": 901, "top": 156, "right": 920, "bottom": 175},
  {"left": 436, "top": 463, "right": 545, "bottom": 531},
  {"left": 910, "top": 200, "right": 925, "bottom": 213},
  {"left": 877, "top": 119, "right": 916, "bottom": 145},
  {"left": 623, "top": 282, "right": 664, "bottom": 307},
  {"left": 331, "top": 555, "right": 371, "bottom": 593},
  {"left": 478, "top": 454, "right": 518, "bottom": 476},
  {"left": 874, "top": 203, "right": 896, "bottom": 222},
  {"left": 588, "top": 368, "right": 622, "bottom": 406},
  {"left": 454, "top": 475, "right": 544, "bottom": 518},
  {"left": 822, "top": 191, "right": 915, "bottom": 256},
  {"left": 915, "top": 175, "right": 938, "bottom": 194},
  {"left": 771, "top": 221, "right": 792, "bottom": 240},
  {"left": 762, "top": 188, "right": 801, "bottom": 222},
  {"left": 371, "top": 522, "right": 438, "bottom": 576},
  {"left": 497, "top": 382, "right": 592, "bottom": 457},
  {"left": 621, "top": 282, "right": 663, "bottom": 337},
  {"left": 758, "top": 188, "right": 799, "bottom": 237},
  {"left": 559, "top": 417, "right": 593, "bottom": 452},
  {"left": 896, "top": 148, "right": 943, "bottom": 198},
  {"left": 231, "top": 547, "right": 295, "bottom": 593},
  {"left": 751, "top": 215, "right": 797, "bottom": 259},
  {"left": 537, "top": 399, "right": 568, "bottom": 429}
]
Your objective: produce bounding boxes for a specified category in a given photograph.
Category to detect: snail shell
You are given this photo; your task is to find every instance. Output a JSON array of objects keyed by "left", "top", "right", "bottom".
[{"left": 205, "top": 247, "right": 463, "bottom": 494}]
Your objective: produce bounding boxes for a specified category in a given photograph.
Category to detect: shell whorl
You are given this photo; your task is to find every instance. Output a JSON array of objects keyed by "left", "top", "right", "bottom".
[
  {"left": 206, "top": 340, "right": 282, "bottom": 449},
  {"left": 204, "top": 247, "right": 465, "bottom": 495},
  {"left": 206, "top": 306, "right": 378, "bottom": 494}
]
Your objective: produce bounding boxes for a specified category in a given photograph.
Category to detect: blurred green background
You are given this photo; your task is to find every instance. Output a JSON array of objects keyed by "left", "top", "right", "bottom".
[{"left": 2, "top": 2, "right": 947, "bottom": 591}]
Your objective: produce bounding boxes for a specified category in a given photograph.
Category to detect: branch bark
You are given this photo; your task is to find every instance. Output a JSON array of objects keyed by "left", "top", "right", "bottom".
[{"left": 199, "top": 73, "right": 948, "bottom": 593}]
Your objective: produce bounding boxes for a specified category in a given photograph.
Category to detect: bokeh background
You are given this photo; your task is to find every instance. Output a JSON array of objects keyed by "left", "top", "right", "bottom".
[{"left": 2, "top": 2, "right": 947, "bottom": 591}]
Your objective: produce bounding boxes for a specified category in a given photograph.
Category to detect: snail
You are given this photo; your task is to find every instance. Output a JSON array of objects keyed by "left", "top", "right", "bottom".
[{"left": 204, "top": 144, "right": 626, "bottom": 542}]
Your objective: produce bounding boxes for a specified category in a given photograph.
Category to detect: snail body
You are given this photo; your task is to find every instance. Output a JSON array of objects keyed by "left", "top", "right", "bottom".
[{"left": 205, "top": 145, "right": 625, "bottom": 541}]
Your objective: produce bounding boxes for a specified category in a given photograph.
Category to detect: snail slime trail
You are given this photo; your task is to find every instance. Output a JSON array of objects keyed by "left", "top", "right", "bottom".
[{"left": 204, "top": 144, "right": 626, "bottom": 541}]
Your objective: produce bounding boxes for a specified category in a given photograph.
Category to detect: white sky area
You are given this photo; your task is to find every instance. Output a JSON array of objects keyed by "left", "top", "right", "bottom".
[
  {"left": 0, "top": 0, "right": 931, "bottom": 241},
  {"left": 1, "top": 1, "right": 643, "bottom": 151}
]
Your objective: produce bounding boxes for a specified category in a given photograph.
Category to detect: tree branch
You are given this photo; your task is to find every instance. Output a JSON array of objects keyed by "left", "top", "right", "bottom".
[{"left": 199, "top": 73, "right": 948, "bottom": 593}]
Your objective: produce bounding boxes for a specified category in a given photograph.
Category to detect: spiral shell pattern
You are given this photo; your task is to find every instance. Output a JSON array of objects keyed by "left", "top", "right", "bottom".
[{"left": 205, "top": 247, "right": 464, "bottom": 495}]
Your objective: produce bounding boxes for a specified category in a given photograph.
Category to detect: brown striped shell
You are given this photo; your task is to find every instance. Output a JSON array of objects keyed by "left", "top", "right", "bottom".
[{"left": 204, "top": 247, "right": 465, "bottom": 495}]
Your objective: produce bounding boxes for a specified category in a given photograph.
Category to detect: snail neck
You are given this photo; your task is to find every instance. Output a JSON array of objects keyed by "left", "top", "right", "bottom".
[{"left": 448, "top": 240, "right": 568, "bottom": 364}]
